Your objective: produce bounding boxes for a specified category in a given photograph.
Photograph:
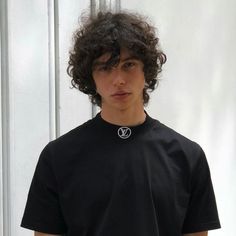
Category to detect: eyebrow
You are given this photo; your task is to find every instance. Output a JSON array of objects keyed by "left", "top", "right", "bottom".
[
  {"left": 93, "top": 56, "right": 139, "bottom": 67},
  {"left": 121, "top": 56, "right": 139, "bottom": 62}
]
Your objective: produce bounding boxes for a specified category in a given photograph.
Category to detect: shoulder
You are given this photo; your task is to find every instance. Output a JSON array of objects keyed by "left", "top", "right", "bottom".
[
  {"left": 152, "top": 119, "right": 206, "bottom": 169},
  {"left": 40, "top": 117, "right": 96, "bottom": 160},
  {"left": 156, "top": 120, "right": 202, "bottom": 153},
  {"left": 52, "top": 117, "right": 95, "bottom": 147}
]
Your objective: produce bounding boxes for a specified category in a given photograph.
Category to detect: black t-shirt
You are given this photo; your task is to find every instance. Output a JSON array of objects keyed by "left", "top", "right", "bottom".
[{"left": 21, "top": 113, "right": 221, "bottom": 235}]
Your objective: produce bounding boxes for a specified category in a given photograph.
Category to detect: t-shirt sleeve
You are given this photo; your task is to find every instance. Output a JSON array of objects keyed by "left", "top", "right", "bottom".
[
  {"left": 21, "top": 143, "right": 67, "bottom": 234},
  {"left": 182, "top": 146, "right": 221, "bottom": 234}
]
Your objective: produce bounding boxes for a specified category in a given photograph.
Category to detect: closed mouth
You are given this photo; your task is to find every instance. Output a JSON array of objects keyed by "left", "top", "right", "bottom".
[{"left": 112, "top": 92, "right": 131, "bottom": 97}]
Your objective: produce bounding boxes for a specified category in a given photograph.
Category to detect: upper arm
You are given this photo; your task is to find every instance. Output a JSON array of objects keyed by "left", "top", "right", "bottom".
[
  {"left": 182, "top": 147, "right": 220, "bottom": 233},
  {"left": 21, "top": 144, "right": 67, "bottom": 233},
  {"left": 35, "top": 231, "right": 60, "bottom": 236},
  {"left": 183, "top": 231, "right": 208, "bottom": 236}
]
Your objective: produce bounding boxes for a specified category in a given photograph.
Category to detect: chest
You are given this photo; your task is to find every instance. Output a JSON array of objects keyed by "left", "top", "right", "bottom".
[{"left": 57, "top": 140, "right": 191, "bottom": 213}]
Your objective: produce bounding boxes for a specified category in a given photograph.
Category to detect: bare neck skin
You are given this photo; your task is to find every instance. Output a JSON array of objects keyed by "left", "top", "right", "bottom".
[{"left": 100, "top": 105, "right": 146, "bottom": 127}]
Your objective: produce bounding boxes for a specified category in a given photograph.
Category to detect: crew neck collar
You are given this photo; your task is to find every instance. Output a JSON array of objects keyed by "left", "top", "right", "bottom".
[
  {"left": 93, "top": 111, "right": 157, "bottom": 140},
  {"left": 96, "top": 111, "right": 152, "bottom": 127}
]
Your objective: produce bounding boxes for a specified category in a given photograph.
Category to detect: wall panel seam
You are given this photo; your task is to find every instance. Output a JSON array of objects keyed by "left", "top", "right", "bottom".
[
  {"left": 0, "top": 0, "right": 11, "bottom": 235},
  {"left": 48, "top": 0, "right": 56, "bottom": 141},
  {"left": 54, "top": 0, "right": 60, "bottom": 138}
]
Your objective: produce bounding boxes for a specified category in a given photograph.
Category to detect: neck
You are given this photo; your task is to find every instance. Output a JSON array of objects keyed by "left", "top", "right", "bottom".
[{"left": 100, "top": 106, "right": 146, "bottom": 127}]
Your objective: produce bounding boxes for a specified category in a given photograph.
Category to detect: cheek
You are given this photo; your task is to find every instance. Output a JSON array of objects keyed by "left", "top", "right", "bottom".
[
  {"left": 93, "top": 79, "right": 108, "bottom": 95},
  {"left": 93, "top": 75, "right": 101, "bottom": 90},
  {"left": 137, "top": 75, "right": 145, "bottom": 88}
]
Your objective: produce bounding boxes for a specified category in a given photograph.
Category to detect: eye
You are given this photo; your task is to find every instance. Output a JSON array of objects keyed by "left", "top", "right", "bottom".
[
  {"left": 123, "top": 61, "right": 136, "bottom": 70},
  {"left": 97, "top": 65, "right": 111, "bottom": 72}
]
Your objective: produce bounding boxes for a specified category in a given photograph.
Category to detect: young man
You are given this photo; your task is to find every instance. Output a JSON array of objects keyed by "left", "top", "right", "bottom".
[{"left": 21, "top": 11, "right": 221, "bottom": 236}]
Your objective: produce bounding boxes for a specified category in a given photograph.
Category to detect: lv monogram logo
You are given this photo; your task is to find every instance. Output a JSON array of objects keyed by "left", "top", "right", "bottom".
[{"left": 117, "top": 127, "right": 132, "bottom": 139}]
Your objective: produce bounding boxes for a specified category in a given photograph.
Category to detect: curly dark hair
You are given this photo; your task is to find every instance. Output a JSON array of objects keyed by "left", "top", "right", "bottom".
[{"left": 67, "top": 11, "right": 167, "bottom": 107}]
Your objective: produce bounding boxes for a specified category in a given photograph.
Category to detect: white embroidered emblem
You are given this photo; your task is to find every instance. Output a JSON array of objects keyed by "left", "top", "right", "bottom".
[{"left": 117, "top": 127, "right": 131, "bottom": 139}]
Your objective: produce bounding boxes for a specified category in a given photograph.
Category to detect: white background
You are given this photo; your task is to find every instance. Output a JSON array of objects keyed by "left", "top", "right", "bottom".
[{"left": 0, "top": 0, "right": 235, "bottom": 235}]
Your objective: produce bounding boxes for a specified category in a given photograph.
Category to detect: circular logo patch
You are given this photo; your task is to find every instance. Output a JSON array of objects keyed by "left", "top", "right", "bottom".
[{"left": 117, "top": 127, "right": 132, "bottom": 139}]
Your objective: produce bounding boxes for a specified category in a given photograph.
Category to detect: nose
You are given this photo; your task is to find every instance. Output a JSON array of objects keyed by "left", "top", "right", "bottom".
[{"left": 112, "top": 69, "right": 126, "bottom": 87}]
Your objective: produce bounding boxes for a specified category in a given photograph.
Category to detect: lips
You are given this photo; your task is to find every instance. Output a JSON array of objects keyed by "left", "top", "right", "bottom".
[{"left": 111, "top": 91, "right": 131, "bottom": 98}]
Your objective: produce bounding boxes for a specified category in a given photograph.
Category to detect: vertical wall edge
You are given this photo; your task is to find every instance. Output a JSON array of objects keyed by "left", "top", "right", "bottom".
[
  {"left": 0, "top": 0, "right": 11, "bottom": 235},
  {"left": 53, "top": 0, "right": 61, "bottom": 138},
  {"left": 48, "top": 0, "right": 57, "bottom": 141}
]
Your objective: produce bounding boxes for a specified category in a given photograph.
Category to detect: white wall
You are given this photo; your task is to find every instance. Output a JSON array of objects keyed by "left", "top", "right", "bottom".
[
  {"left": 122, "top": 0, "right": 236, "bottom": 235},
  {"left": 1, "top": 1, "right": 91, "bottom": 236},
  {"left": 7, "top": 1, "right": 53, "bottom": 235},
  {"left": 58, "top": 0, "right": 91, "bottom": 135},
  {"left": 0, "top": 0, "right": 235, "bottom": 235}
]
